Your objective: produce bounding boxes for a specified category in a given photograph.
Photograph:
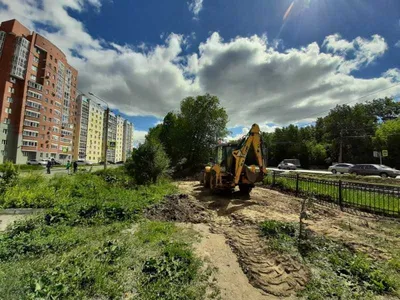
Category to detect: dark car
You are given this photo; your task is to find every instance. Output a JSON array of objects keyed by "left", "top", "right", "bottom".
[{"left": 349, "top": 164, "right": 400, "bottom": 178}]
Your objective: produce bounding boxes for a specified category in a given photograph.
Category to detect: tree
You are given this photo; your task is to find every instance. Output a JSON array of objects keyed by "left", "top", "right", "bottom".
[
  {"left": 374, "top": 118, "right": 400, "bottom": 168},
  {"left": 365, "top": 97, "right": 400, "bottom": 122},
  {"left": 125, "top": 138, "right": 170, "bottom": 184},
  {"left": 145, "top": 94, "right": 229, "bottom": 170}
]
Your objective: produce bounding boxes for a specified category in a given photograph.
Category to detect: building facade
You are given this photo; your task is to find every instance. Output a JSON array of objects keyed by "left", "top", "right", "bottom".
[
  {"left": 86, "top": 100, "right": 104, "bottom": 163},
  {"left": 115, "top": 116, "right": 124, "bottom": 162},
  {"left": 74, "top": 95, "right": 89, "bottom": 160},
  {"left": 122, "top": 120, "right": 134, "bottom": 162},
  {"left": 0, "top": 19, "right": 78, "bottom": 164},
  {"left": 104, "top": 111, "right": 117, "bottom": 163}
]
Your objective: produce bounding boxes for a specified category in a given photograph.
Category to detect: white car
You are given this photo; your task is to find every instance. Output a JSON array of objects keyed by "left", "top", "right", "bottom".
[
  {"left": 27, "top": 159, "right": 47, "bottom": 165},
  {"left": 76, "top": 160, "right": 93, "bottom": 166},
  {"left": 328, "top": 163, "right": 354, "bottom": 174},
  {"left": 278, "top": 162, "right": 297, "bottom": 170}
]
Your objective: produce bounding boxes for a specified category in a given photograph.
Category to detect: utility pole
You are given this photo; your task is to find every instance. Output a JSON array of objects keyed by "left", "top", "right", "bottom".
[{"left": 339, "top": 129, "right": 343, "bottom": 163}]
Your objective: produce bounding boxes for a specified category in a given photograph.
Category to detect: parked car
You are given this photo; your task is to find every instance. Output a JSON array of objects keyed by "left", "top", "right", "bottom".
[
  {"left": 280, "top": 159, "right": 301, "bottom": 168},
  {"left": 27, "top": 159, "right": 47, "bottom": 166},
  {"left": 75, "top": 160, "right": 93, "bottom": 166},
  {"left": 278, "top": 162, "right": 297, "bottom": 170},
  {"left": 348, "top": 164, "right": 400, "bottom": 178},
  {"left": 328, "top": 163, "right": 354, "bottom": 174}
]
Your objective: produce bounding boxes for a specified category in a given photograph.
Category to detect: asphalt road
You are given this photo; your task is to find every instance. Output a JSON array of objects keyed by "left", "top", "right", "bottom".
[{"left": 268, "top": 167, "right": 400, "bottom": 180}]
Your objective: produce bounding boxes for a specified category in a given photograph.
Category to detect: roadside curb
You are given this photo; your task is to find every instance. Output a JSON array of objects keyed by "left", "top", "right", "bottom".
[{"left": 0, "top": 208, "right": 44, "bottom": 215}]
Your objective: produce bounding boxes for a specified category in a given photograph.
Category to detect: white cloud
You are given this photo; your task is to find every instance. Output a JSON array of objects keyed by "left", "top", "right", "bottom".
[
  {"left": 396, "top": 41, "right": 400, "bottom": 48},
  {"left": 323, "top": 34, "right": 388, "bottom": 74},
  {"left": 188, "top": 0, "right": 203, "bottom": 19},
  {"left": 133, "top": 130, "right": 148, "bottom": 147},
  {"left": 382, "top": 68, "right": 400, "bottom": 82},
  {"left": 1, "top": 1, "right": 399, "bottom": 133}
]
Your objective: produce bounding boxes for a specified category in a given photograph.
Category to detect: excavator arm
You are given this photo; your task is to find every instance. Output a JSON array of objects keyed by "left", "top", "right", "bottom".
[{"left": 232, "top": 124, "right": 266, "bottom": 185}]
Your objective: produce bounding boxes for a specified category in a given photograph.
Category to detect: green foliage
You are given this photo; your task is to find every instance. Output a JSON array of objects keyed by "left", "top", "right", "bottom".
[
  {"left": 126, "top": 138, "right": 170, "bottom": 184},
  {"left": 146, "top": 94, "right": 229, "bottom": 171},
  {"left": 259, "top": 219, "right": 399, "bottom": 298},
  {"left": 260, "top": 220, "right": 296, "bottom": 237},
  {"left": 262, "top": 98, "right": 400, "bottom": 168},
  {"left": 299, "top": 237, "right": 398, "bottom": 298},
  {"left": 0, "top": 161, "right": 19, "bottom": 195},
  {"left": 0, "top": 221, "right": 211, "bottom": 300},
  {"left": 92, "top": 166, "right": 134, "bottom": 187}
]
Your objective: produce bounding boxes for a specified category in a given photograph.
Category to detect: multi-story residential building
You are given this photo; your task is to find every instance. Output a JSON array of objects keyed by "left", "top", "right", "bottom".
[
  {"left": 123, "top": 120, "right": 134, "bottom": 162},
  {"left": 104, "top": 111, "right": 117, "bottom": 163},
  {"left": 87, "top": 100, "right": 104, "bottom": 163},
  {"left": 74, "top": 95, "right": 89, "bottom": 160},
  {"left": 0, "top": 19, "right": 78, "bottom": 163},
  {"left": 74, "top": 95, "right": 105, "bottom": 163},
  {"left": 115, "top": 116, "right": 124, "bottom": 162}
]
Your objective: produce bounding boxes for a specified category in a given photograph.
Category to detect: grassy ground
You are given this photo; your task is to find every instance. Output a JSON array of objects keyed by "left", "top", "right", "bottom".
[
  {"left": 260, "top": 220, "right": 400, "bottom": 299},
  {"left": 0, "top": 168, "right": 213, "bottom": 299},
  {"left": 264, "top": 174, "right": 400, "bottom": 216}
]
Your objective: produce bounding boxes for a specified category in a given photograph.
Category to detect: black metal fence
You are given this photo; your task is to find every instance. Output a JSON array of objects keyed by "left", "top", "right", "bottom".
[{"left": 264, "top": 171, "right": 400, "bottom": 217}]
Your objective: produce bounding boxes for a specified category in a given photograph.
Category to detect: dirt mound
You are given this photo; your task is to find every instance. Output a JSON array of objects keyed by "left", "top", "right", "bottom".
[{"left": 145, "top": 194, "right": 210, "bottom": 223}]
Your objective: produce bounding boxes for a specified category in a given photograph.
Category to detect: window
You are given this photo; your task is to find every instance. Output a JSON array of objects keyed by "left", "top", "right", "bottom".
[
  {"left": 24, "top": 120, "right": 39, "bottom": 127},
  {"left": 5, "top": 108, "right": 11, "bottom": 114},
  {"left": 26, "top": 100, "right": 41, "bottom": 109},
  {"left": 50, "top": 55, "right": 53, "bottom": 60},
  {"left": 22, "top": 140, "right": 37, "bottom": 147},
  {"left": 45, "top": 90, "right": 49, "bottom": 95},
  {"left": 7, "top": 97, "right": 13, "bottom": 103},
  {"left": 35, "top": 48, "right": 40, "bottom": 54},
  {"left": 2, "top": 129, "right": 7, "bottom": 134},
  {"left": 25, "top": 110, "right": 40, "bottom": 118},
  {"left": 46, "top": 72, "right": 50, "bottom": 77},
  {"left": 43, "top": 116, "right": 47, "bottom": 121},
  {"left": 45, "top": 98, "right": 49, "bottom": 103},
  {"left": 27, "top": 90, "right": 42, "bottom": 99},
  {"left": 23, "top": 130, "right": 39, "bottom": 137},
  {"left": 28, "top": 81, "right": 43, "bottom": 91},
  {"left": 1, "top": 150, "right": 7, "bottom": 156},
  {"left": 10, "top": 77, "right": 16, "bottom": 83},
  {"left": 31, "top": 65, "right": 38, "bottom": 72},
  {"left": 1, "top": 140, "right": 7, "bottom": 145},
  {"left": 33, "top": 56, "right": 39, "bottom": 63},
  {"left": 30, "top": 74, "right": 36, "bottom": 81},
  {"left": 8, "top": 87, "right": 14, "bottom": 93},
  {"left": 46, "top": 80, "right": 50, "bottom": 85}
]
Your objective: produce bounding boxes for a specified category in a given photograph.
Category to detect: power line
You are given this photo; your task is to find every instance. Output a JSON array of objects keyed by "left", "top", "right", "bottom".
[{"left": 299, "top": 82, "right": 400, "bottom": 120}]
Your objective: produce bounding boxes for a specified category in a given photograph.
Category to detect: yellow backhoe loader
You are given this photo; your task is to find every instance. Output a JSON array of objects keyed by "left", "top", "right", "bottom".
[{"left": 200, "top": 124, "right": 267, "bottom": 194}]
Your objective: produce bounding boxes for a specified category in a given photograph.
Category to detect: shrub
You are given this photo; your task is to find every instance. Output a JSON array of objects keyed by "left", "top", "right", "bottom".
[
  {"left": 125, "top": 138, "right": 170, "bottom": 184},
  {"left": 0, "top": 161, "right": 19, "bottom": 195}
]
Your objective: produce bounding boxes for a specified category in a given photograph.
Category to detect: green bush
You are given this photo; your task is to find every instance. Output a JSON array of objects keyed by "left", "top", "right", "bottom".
[
  {"left": 126, "top": 138, "right": 170, "bottom": 184},
  {"left": 93, "top": 166, "right": 134, "bottom": 187},
  {"left": 0, "top": 161, "right": 19, "bottom": 195}
]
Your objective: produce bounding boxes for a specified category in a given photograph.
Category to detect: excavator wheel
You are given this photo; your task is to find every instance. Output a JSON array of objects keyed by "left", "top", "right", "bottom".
[{"left": 239, "top": 184, "right": 253, "bottom": 194}]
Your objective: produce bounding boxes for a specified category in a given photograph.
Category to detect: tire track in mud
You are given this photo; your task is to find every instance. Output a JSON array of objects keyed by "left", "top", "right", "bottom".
[
  {"left": 212, "top": 222, "right": 308, "bottom": 297},
  {"left": 178, "top": 181, "right": 309, "bottom": 298}
]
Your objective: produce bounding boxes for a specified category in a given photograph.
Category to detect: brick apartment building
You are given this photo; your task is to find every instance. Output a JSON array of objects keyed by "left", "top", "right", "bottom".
[{"left": 0, "top": 19, "right": 78, "bottom": 164}]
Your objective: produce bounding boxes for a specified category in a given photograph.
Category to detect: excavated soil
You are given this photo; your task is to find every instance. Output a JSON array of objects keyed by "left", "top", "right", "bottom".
[
  {"left": 153, "top": 181, "right": 400, "bottom": 299},
  {"left": 145, "top": 194, "right": 210, "bottom": 223}
]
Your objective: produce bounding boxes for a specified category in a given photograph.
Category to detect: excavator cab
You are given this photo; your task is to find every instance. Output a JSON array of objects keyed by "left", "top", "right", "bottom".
[{"left": 201, "top": 124, "right": 267, "bottom": 194}]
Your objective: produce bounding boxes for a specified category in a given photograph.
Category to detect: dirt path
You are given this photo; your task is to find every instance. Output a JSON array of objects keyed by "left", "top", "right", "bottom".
[
  {"left": 0, "top": 214, "right": 24, "bottom": 232},
  {"left": 175, "top": 181, "right": 400, "bottom": 299}
]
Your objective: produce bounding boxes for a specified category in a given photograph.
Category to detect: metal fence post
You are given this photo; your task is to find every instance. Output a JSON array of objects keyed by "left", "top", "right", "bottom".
[
  {"left": 272, "top": 171, "right": 276, "bottom": 186},
  {"left": 338, "top": 180, "right": 343, "bottom": 211},
  {"left": 296, "top": 173, "right": 300, "bottom": 196}
]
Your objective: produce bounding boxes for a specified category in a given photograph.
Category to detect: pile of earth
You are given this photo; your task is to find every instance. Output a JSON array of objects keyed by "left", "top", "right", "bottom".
[{"left": 145, "top": 194, "right": 210, "bottom": 223}]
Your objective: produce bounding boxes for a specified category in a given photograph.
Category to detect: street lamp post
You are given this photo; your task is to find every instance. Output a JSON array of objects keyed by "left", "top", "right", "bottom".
[{"left": 88, "top": 92, "right": 110, "bottom": 170}]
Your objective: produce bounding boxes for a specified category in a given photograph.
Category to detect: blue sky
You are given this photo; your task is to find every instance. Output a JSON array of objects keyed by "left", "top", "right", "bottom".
[{"left": 1, "top": 0, "right": 400, "bottom": 143}]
